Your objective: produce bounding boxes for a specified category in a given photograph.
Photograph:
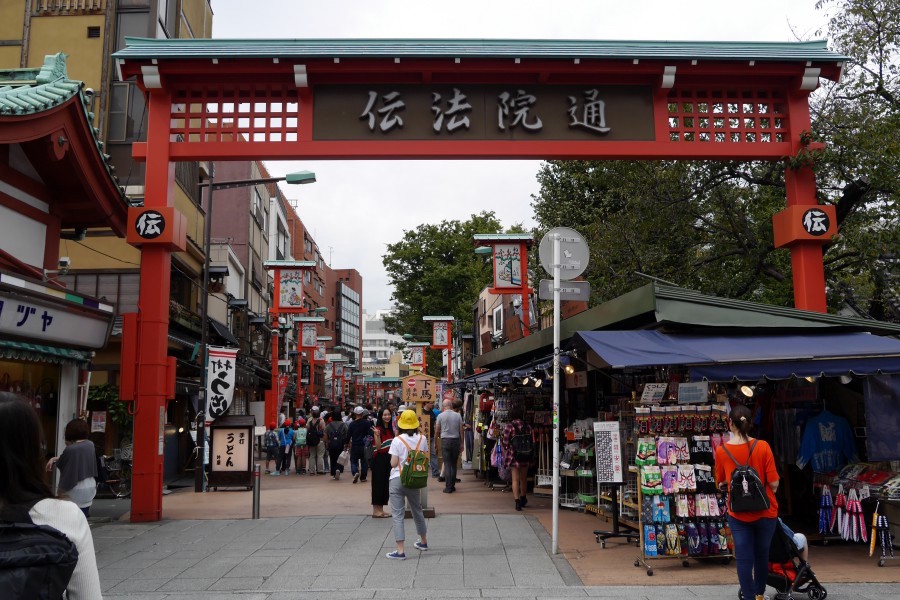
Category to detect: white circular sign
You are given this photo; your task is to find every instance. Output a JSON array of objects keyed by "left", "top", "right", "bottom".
[{"left": 539, "top": 227, "right": 589, "bottom": 280}]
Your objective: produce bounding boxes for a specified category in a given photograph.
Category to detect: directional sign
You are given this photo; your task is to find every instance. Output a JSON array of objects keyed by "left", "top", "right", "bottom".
[
  {"left": 538, "top": 227, "right": 589, "bottom": 280},
  {"left": 538, "top": 279, "right": 591, "bottom": 301}
]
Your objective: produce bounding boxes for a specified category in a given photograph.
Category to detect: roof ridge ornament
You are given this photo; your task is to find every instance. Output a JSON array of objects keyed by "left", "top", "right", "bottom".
[{"left": 36, "top": 52, "right": 68, "bottom": 85}]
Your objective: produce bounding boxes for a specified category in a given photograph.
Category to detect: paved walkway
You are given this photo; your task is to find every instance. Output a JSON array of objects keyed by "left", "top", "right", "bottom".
[{"left": 94, "top": 514, "right": 900, "bottom": 600}]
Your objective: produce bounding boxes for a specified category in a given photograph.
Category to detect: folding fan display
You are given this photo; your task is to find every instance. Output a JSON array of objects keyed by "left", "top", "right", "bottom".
[{"left": 839, "top": 488, "right": 867, "bottom": 543}]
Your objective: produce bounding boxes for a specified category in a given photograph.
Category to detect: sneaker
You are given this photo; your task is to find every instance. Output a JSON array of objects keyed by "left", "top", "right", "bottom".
[
  {"left": 336, "top": 471, "right": 341, "bottom": 480},
  {"left": 438, "top": 476, "right": 446, "bottom": 483},
  {"left": 331, "top": 475, "right": 336, "bottom": 480},
  {"left": 414, "top": 541, "right": 429, "bottom": 551},
  {"left": 353, "top": 473, "right": 360, "bottom": 484},
  {"left": 385, "top": 551, "right": 406, "bottom": 560},
  {"left": 359, "top": 478, "right": 367, "bottom": 483},
  {"left": 271, "top": 472, "right": 280, "bottom": 477}
]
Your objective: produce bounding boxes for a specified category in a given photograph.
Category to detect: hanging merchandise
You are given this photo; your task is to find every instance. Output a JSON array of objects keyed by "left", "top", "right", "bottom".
[
  {"left": 841, "top": 488, "right": 867, "bottom": 543},
  {"left": 871, "top": 501, "right": 895, "bottom": 565},
  {"left": 640, "top": 466, "right": 662, "bottom": 496},
  {"left": 818, "top": 486, "right": 833, "bottom": 535},
  {"left": 796, "top": 409, "right": 859, "bottom": 473},
  {"left": 831, "top": 484, "right": 846, "bottom": 535}
]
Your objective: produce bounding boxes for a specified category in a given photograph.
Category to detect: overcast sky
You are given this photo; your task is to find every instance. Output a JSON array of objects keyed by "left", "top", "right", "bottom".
[{"left": 211, "top": 0, "right": 830, "bottom": 312}]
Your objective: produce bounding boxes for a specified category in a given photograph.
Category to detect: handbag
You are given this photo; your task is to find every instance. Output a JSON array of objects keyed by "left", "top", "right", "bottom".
[
  {"left": 364, "top": 443, "right": 375, "bottom": 465},
  {"left": 337, "top": 449, "right": 350, "bottom": 467}
]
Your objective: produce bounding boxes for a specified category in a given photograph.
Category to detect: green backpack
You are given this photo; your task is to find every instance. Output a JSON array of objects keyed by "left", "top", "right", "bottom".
[{"left": 398, "top": 436, "right": 429, "bottom": 489}]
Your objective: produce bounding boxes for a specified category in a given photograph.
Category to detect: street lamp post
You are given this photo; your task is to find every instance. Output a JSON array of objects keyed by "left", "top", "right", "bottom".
[
  {"left": 195, "top": 169, "right": 316, "bottom": 493},
  {"left": 292, "top": 314, "right": 325, "bottom": 413}
]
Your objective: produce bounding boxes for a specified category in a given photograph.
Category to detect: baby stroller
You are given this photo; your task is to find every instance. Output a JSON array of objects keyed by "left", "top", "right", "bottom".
[{"left": 738, "top": 523, "right": 827, "bottom": 600}]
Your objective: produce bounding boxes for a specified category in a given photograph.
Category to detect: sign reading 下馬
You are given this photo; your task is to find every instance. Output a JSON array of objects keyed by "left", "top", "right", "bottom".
[
  {"left": 206, "top": 346, "right": 238, "bottom": 420},
  {"left": 278, "top": 269, "right": 304, "bottom": 310},
  {"left": 300, "top": 323, "right": 317, "bottom": 348},
  {"left": 314, "top": 342, "right": 326, "bottom": 361},
  {"left": 314, "top": 85, "right": 654, "bottom": 141},
  {"left": 210, "top": 427, "right": 249, "bottom": 472},
  {"left": 401, "top": 374, "right": 437, "bottom": 405},
  {"left": 593, "top": 421, "right": 623, "bottom": 484},
  {"left": 493, "top": 244, "right": 523, "bottom": 289}
]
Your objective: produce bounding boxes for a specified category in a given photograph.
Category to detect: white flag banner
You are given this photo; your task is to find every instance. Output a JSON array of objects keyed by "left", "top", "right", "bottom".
[{"left": 206, "top": 346, "right": 238, "bottom": 420}]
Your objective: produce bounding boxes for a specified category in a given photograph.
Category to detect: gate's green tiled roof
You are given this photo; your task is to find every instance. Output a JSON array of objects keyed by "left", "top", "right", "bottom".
[{"left": 115, "top": 37, "right": 848, "bottom": 63}]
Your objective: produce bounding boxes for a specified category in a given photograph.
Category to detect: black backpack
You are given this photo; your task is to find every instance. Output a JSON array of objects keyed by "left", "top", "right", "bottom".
[
  {"left": 0, "top": 500, "right": 79, "bottom": 600},
  {"left": 721, "top": 440, "right": 771, "bottom": 513},
  {"left": 327, "top": 423, "right": 346, "bottom": 451},
  {"left": 306, "top": 419, "right": 322, "bottom": 447},
  {"left": 510, "top": 425, "right": 535, "bottom": 463}
]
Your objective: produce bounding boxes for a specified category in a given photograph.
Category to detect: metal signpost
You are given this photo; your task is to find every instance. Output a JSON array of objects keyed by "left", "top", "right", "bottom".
[{"left": 539, "top": 227, "right": 589, "bottom": 555}]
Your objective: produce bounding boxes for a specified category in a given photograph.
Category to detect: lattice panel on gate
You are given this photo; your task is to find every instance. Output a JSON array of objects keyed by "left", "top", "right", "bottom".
[
  {"left": 169, "top": 86, "right": 302, "bottom": 144},
  {"left": 666, "top": 88, "right": 788, "bottom": 144}
]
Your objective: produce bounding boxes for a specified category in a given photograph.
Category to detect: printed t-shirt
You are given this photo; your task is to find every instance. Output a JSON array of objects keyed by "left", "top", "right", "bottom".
[
  {"left": 388, "top": 432, "right": 424, "bottom": 480},
  {"left": 714, "top": 439, "right": 779, "bottom": 522}
]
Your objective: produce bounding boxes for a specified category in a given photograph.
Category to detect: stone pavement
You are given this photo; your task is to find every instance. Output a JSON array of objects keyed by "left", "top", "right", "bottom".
[{"left": 93, "top": 513, "right": 900, "bottom": 600}]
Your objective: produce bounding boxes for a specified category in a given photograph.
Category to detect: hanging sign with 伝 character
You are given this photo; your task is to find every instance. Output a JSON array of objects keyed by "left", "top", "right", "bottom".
[
  {"left": 206, "top": 346, "right": 238, "bottom": 420},
  {"left": 493, "top": 244, "right": 523, "bottom": 289},
  {"left": 278, "top": 269, "right": 304, "bottom": 310},
  {"left": 314, "top": 342, "right": 326, "bottom": 361},
  {"left": 301, "top": 323, "right": 317, "bottom": 348},
  {"left": 432, "top": 322, "right": 449, "bottom": 348}
]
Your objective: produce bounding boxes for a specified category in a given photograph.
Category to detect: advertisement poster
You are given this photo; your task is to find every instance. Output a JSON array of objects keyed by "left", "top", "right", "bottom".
[
  {"left": 593, "top": 421, "right": 623, "bottom": 483},
  {"left": 91, "top": 411, "right": 106, "bottom": 433}
]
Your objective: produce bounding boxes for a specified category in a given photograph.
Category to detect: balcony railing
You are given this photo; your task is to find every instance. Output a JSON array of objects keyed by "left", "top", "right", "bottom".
[{"left": 33, "top": 0, "right": 105, "bottom": 14}]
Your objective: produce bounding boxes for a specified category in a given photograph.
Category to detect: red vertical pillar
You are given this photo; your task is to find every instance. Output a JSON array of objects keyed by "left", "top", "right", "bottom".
[
  {"left": 131, "top": 89, "right": 175, "bottom": 523},
  {"left": 268, "top": 272, "right": 281, "bottom": 427},
  {"left": 784, "top": 92, "right": 827, "bottom": 313},
  {"left": 518, "top": 242, "right": 531, "bottom": 337}
]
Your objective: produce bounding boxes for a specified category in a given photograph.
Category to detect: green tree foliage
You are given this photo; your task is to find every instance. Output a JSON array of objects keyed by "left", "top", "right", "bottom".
[
  {"left": 382, "top": 211, "right": 509, "bottom": 375},
  {"left": 532, "top": 1, "right": 898, "bottom": 317}
]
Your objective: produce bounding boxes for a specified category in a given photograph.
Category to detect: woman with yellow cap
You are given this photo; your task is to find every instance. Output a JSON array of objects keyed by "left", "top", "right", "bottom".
[{"left": 385, "top": 409, "right": 429, "bottom": 560}]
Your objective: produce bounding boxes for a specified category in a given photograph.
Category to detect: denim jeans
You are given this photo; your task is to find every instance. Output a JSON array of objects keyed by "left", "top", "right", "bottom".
[
  {"left": 350, "top": 444, "right": 368, "bottom": 479},
  {"left": 441, "top": 438, "right": 461, "bottom": 491},
  {"left": 430, "top": 435, "right": 440, "bottom": 476},
  {"left": 728, "top": 515, "right": 777, "bottom": 599}
]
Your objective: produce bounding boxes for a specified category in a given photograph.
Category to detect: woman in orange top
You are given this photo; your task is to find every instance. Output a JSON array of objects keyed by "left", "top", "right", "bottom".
[{"left": 715, "top": 404, "right": 779, "bottom": 600}]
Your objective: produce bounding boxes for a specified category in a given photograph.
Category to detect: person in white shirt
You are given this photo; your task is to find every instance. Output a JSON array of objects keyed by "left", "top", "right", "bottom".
[
  {"left": 0, "top": 392, "right": 101, "bottom": 599},
  {"left": 385, "top": 409, "right": 429, "bottom": 560}
]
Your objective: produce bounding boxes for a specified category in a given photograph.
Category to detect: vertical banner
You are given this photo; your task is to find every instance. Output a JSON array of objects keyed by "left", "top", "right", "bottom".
[
  {"left": 593, "top": 421, "right": 623, "bottom": 483},
  {"left": 301, "top": 364, "right": 311, "bottom": 385},
  {"left": 343, "top": 369, "right": 352, "bottom": 382},
  {"left": 278, "top": 269, "right": 305, "bottom": 310},
  {"left": 432, "top": 321, "right": 449, "bottom": 347},
  {"left": 206, "top": 346, "right": 238, "bottom": 420},
  {"left": 335, "top": 364, "right": 344, "bottom": 379},
  {"left": 301, "top": 323, "right": 318, "bottom": 348},
  {"left": 493, "top": 243, "right": 523, "bottom": 289},
  {"left": 314, "top": 342, "right": 326, "bottom": 361}
]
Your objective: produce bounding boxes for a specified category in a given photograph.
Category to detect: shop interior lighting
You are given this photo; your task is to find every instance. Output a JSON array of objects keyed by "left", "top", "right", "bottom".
[
  {"left": 534, "top": 378, "right": 543, "bottom": 389},
  {"left": 805, "top": 376, "right": 818, "bottom": 383},
  {"left": 522, "top": 375, "right": 532, "bottom": 386},
  {"left": 543, "top": 367, "right": 553, "bottom": 380},
  {"left": 740, "top": 384, "right": 754, "bottom": 397},
  {"left": 839, "top": 374, "right": 853, "bottom": 385},
  {"left": 564, "top": 364, "right": 575, "bottom": 375}
]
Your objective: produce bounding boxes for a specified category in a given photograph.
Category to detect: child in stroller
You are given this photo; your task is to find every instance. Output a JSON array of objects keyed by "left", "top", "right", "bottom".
[{"left": 739, "top": 519, "right": 827, "bottom": 600}]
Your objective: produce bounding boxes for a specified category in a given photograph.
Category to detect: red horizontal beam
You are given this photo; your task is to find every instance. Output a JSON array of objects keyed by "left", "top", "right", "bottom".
[{"left": 132, "top": 139, "right": 794, "bottom": 161}]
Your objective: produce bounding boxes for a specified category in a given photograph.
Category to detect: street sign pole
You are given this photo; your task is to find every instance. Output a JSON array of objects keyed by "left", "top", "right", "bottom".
[{"left": 551, "top": 231, "right": 561, "bottom": 555}]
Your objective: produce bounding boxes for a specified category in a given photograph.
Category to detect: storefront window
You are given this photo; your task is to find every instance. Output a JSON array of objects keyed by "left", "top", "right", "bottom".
[{"left": 0, "top": 358, "right": 60, "bottom": 457}]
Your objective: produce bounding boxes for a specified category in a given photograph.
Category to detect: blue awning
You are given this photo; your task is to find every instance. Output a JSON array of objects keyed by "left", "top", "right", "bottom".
[{"left": 572, "top": 330, "right": 900, "bottom": 380}]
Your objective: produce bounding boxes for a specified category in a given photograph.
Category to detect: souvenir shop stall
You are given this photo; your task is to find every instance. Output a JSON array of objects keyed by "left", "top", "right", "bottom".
[{"left": 569, "top": 330, "right": 900, "bottom": 573}]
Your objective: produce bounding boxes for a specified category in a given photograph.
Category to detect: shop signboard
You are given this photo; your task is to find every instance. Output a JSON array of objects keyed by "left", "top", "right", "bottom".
[
  {"left": 0, "top": 284, "right": 114, "bottom": 350},
  {"left": 210, "top": 428, "right": 249, "bottom": 471},
  {"left": 206, "top": 346, "right": 238, "bottom": 420},
  {"left": 593, "top": 421, "right": 623, "bottom": 484},
  {"left": 640, "top": 383, "right": 667, "bottom": 404},
  {"left": 565, "top": 370, "right": 588, "bottom": 389},
  {"left": 677, "top": 381, "right": 709, "bottom": 404}
]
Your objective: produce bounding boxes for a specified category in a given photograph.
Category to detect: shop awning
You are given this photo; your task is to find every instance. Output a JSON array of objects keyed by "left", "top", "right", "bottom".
[
  {"left": 572, "top": 330, "right": 900, "bottom": 379},
  {"left": 209, "top": 318, "right": 239, "bottom": 347},
  {"left": 0, "top": 339, "right": 92, "bottom": 365}
]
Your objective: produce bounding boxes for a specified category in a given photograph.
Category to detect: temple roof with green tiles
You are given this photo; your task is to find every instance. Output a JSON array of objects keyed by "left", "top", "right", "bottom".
[
  {"left": 114, "top": 37, "right": 847, "bottom": 66},
  {"left": 0, "top": 53, "right": 122, "bottom": 185}
]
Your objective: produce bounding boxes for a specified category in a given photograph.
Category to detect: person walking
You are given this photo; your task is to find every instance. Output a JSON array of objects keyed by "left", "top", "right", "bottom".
[
  {"left": 347, "top": 406, "right": 371, "bottom": 483},
  {"left": 325, "top": 414, "right": 348, "bottom": 480},
  {"left": 714, "top": 404, "right": 780, "bottom": 600},
  {"left": 293, "top": 418, "right": 308, "bottom": 474},
  {"left": 0, "top": 392, "right": 102, "bottom": 598},
  {"left": 306, "top": 408, "right": 326, "bottom": 475},
  {"left": 46, "top": 418, "right": 98, "bottom": 518},
  {"left": 424, "top": 402, "right": 440, "bottom": 478},
  {"left": 274, "top": 419, "right": 293, "bottom": 476},
  {"left": 371, "top": 407, "right": 395, "bottom": 518},
  {"left": 386, "top": 409, "right": 429, "bottom": 560},
  {"left": 263, "top": 421, "right": 278, "bottom": 474},
  {"left": 500, "top": 405, "right": 534, "bottom": 511},
  {"left": 435, "top": 398, "right": 464, "bottom": 493}
]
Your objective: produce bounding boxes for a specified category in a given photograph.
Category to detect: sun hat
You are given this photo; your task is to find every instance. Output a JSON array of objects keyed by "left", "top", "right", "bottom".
[{"left": 397, "top": 409, "right": 420, "bottom": 430}]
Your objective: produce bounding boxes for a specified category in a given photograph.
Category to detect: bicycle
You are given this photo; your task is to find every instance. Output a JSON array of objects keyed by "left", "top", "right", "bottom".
[{"left": 100, "top": 448, "right": 132, "bottom": 499}]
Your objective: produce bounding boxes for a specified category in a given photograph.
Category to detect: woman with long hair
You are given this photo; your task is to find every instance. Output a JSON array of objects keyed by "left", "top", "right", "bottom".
[
  {"left": 370, "top": 406, "right": 395, "bottom": 518},
  {"left": 715, "top": 404, "right": 780, "bottom": 600},
  {"left": 0, "top": 392, "right": 101, "bottom": 598}
]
